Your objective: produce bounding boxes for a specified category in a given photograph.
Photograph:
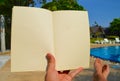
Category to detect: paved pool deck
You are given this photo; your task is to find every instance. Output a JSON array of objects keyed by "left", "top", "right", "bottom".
[
  {"left": 0, "top": 55, "right": 10, "bottom": 68},
  {"left": 0, "top": 44, "right": 120, "bottom": 81}
]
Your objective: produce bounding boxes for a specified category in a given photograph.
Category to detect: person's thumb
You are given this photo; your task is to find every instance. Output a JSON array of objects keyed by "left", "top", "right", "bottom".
[{"left": 46, "top": 53, "right": 56, "bottom": 71}]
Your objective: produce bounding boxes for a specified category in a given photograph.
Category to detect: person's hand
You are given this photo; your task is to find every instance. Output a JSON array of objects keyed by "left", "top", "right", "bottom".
[
  {"left": 45, "top": 53, "right": 83, "bottom": 81},
  {"left": 93, "top": 58, "right": 110, "bottom": 81}
]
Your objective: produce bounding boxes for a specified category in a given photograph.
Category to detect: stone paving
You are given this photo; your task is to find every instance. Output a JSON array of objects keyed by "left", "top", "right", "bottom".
[{"left": 0, "top": 44, "right": 120, "bottom": 81}]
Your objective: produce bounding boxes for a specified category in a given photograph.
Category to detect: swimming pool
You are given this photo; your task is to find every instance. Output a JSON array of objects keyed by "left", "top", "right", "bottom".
[{"left": 90, "top": 46, "right": 120, "bottom": 63}]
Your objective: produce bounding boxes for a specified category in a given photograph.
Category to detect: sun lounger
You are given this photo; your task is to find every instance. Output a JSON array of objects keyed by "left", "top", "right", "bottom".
[
  {"left": 94, "top": 40, "right": 100, "bottom": 44},
  {"left": 115, "top": 38, "right": 120, "bottom": 43},
  {"left": 103, "top": 38, "right": 109, "bottom": 44}
]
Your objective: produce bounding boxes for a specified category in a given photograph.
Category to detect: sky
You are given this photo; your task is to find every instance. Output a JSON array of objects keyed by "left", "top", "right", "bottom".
[
  {"left": 78, "top": 0, "right": 120, "bottom": 27},
  {"left": 34, "top": 0, "right": 120, "bottom": 27}
]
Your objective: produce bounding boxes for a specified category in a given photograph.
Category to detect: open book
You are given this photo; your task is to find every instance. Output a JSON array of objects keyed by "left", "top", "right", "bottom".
[{"left": 11, "top": 6, "right": 90, "bottom": 72}]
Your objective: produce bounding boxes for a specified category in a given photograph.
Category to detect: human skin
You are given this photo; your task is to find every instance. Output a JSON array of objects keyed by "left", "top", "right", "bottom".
[
  {"left": 45, "top": 53, "right": 110, "bottom": 81},
  {"left": 45, "top": 53, "right": 83, "bottom": 81},
  {"left": 93, "top": 58, "right": 110, "bottom": 81}
]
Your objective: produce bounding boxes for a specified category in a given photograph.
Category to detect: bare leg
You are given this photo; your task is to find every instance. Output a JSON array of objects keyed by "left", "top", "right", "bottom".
[{"left": 93, "top": 58, "right": 110, "bottom": 81}]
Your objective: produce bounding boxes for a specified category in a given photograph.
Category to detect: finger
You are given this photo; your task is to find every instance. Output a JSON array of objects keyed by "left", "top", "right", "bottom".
[
  {"left": 46, "top": 53, "right": 56, "bottom": 71},
  {"left": 68, "top": 67, "right": 83, "bottom": 78}
]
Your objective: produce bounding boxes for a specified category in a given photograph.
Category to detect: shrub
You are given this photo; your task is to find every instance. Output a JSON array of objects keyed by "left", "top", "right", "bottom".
[
  {"left": 107, "top": 36, "right": 119, "bottom": 40},
  {"left": 90, "top": 38, "right": 103, "bottom": 43}
]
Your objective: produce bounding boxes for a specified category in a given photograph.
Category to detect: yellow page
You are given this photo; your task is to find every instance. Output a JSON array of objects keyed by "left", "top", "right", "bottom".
[
  {"left": 53, "top": 11, "right": 90, "bottom": 70},
  {"left": 11, "top": 6, "right": 54, "bottom": 72}
]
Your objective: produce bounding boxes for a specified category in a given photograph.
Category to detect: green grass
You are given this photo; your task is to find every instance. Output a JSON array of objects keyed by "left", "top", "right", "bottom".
[{"left": 90, "top": 38, "right": 103, "bottom": 43}]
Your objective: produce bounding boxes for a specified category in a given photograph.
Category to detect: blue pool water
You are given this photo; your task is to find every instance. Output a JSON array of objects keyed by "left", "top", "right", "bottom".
[{"left": 90, "top": 46, "right": 120, "bottom": 63}]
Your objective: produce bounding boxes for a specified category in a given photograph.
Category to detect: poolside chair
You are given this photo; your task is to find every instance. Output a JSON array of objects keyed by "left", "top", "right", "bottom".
[
  {"left": 100, "top": 40, "right": 105, "bottom": 44},
  {"left": 94, "top": 40, "right": 100, "bottom": 44},
  {"left": 103, "top": 38, "right": 109, "bottom": 44},
  {"left": 115, "top": 38, "right": 120, "bottom": 43}
]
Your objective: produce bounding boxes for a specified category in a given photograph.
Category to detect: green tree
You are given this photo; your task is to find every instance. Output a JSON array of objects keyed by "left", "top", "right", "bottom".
[
  {"left": 0, "top": 0, "right": 4, "bottom": 4},
  {"left": 109, "top": 18, "right": 120, "bottom": 36},
  {"left": 0, "top": 0, "right": 34, "bottom": 17},
  {"left": 42, "top": 0, "right": 85, "bottom": 11}
]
